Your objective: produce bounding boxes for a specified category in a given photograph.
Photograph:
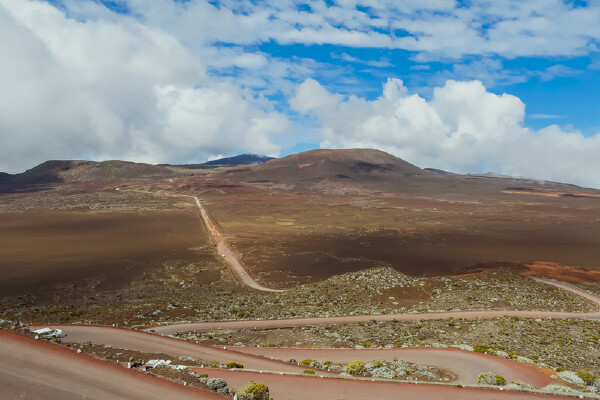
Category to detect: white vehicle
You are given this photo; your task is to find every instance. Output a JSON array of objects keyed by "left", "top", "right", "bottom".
[
  {"left": 221, "top": 254, "right": 225, "bottom": 258},
  {"left": 32, "top": 327, "right": 63, "bottom": 339},
  {"left": 241, "top": 272, "right": 245, "bottom": 276}
]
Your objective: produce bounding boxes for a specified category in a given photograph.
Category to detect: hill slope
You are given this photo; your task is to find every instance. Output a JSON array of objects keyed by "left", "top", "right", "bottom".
[{"left": 8, "top": 160, "right": 174, "bottom": 186}]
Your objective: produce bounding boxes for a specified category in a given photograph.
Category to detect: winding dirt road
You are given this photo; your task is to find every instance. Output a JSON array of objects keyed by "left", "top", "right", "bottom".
[
  {"left": 192, "top": 196, "right": 283, "bottom": 293},
  {"left": 189, "top": 368, "right": 571, "bottom": 400}
]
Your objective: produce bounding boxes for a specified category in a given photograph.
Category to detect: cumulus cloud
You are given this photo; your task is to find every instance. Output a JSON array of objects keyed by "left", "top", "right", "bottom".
[
  {"left": 0, "top": 0, "right": 287, "bottom": 173},
  {"left": 290, "top": 78, "right": 600, "bottom": 188}
]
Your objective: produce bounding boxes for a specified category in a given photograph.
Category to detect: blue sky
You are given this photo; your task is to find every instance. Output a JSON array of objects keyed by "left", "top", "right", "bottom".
[{"left": 1, "top": 0, "right": 600, "bottom": 187}]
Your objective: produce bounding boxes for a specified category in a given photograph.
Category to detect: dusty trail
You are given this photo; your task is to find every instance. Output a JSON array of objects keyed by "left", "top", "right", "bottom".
[
  {"left": 42, "top": 325, "right": 336, "bottom": 377},
  {"left": 37, "top": 325, "right": 550, "bottom": 387},
  {"left": 0, "top": 330, "right": 224, "bottom": 400},
  {"left": 191, "top": 196, "right": 283, "bottom": 293},
  {"left": 229, "top": 346, "right": 551, "bottom": 387},
  {"left": 189, "top": 368, "right": 571, "bottom": 400},
  {"left": 150, "top": 277, "right": 600, "bottom": 335}
]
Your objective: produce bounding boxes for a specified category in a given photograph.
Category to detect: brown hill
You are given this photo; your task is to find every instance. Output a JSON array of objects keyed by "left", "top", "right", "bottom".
[
  {"left": 218, "top": 148, "right": 595, "bottom": 197},
  {"left": 219, "top": 148, "right": 443, "bottom": 191},
  {"left": 9, "top": 160, "right": 174, "bottom": 186}
]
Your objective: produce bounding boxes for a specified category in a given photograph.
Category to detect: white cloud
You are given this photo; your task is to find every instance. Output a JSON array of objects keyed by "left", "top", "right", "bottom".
[
  {"left": 0, "top": 0, "right": 287, "bottom": 173},
  {"left": 114, "top": 0, "right": 600, "bottom": 60},
  {"left": 290, "top": 78, "right": 600, "bottom": 188}
]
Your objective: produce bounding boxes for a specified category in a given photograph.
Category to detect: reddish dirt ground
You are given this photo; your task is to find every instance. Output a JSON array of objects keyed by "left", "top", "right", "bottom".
[
  {"left": 230, "top": 346, "right": 552, "bottom": 387},
  {"left": 0, "top": 330, "right": 225, "bottom": 400},
  {"left": 462, "top": 261, "right": 600, "bottom": 284},
  {"left": 0, "top": 208, "right": 215, "bottom": 297},
  {"left": 192, "top": 368, "right": 571, "bottom": 400}
]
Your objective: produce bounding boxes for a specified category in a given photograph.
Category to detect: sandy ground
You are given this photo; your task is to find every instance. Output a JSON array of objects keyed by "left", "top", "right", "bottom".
[
  {"left": 190, "top": 368, "right": 572, "bottom": 400},
  {"left": 0, "top": 330, "right": 225, "bottom": 400}
]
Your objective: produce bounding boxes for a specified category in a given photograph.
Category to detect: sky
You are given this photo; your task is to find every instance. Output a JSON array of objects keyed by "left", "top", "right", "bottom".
[{"left": 1, "top": 0, "right": 600, "bottom": 187}]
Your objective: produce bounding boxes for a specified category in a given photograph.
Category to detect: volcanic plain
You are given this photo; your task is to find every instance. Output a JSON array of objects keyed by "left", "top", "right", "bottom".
[{"left": 2, "top": 149, "right": 600, "bottom": 399}]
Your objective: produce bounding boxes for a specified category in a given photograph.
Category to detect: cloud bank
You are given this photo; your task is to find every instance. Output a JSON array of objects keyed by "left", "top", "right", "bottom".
[
  {"left": 291, "top": 78, "right": 600, "bottom": 188},
  {"left": 0, "top": 0, "right": 287, "bottom": 173}
]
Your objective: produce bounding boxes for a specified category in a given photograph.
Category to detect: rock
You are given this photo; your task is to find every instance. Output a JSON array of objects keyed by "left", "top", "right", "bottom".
[
  {"left": 339, "top": 373, "right": 352, "bottom": 379},
  {"left": 370, "top": 367, "right": 395, "bottom": 379},
  {"left": 477, "top": 372, "right": 506, "bottom": 386},
  {"left": 391, "top": 360, "right": 409, "bottom": 371},
  {"left": 507, "top": 382, "right": 534, "bottom": 390},
  {"left": 206, "top": 378, "right": 229, "bottom": 394},
  {"left": 558, "top": 371, "right": 585, "bottom": 386},
  {"left": 354, "top": 345, "right": 364, "bottom": 350},
  {"left": 496, "top": 350, "right": 509, "bottom": 358},
  {"left": 593, "top": 378, "right": 600, "bottom": 391},
  {"left": 450, "top": 344, "right": 474, "bottom": 352},
  {"left": 543, "top": 384, "right": 582, "bottom": 395},
  {"left": 415, "top": 371, "right": 437, "bottom": 381}
]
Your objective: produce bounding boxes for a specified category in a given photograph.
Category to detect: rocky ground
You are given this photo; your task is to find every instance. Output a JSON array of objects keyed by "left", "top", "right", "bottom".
[
  {"left": 186, "top": 316, "right": 600, "bottom": 379},
  {"left": 3, "top": 267, "right": 597, "bottom": 328}
]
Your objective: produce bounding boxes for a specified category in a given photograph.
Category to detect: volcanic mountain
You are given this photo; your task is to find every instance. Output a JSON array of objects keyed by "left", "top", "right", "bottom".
[
  {"left": 6, "top": 160, "right": 174, "bottom": 186},
  {"left": 221, "top": 149, "right": 435, "bottom": 186},
  {"left": 219, "top": 148, "right": 593, "bottom": 197}
]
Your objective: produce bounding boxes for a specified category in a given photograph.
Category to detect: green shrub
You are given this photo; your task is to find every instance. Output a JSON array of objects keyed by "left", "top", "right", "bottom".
[
  {"left": 496, "top": 375, "right": 506, "bottom": 386},
  {"left": 473, "top": 344, "right": 495, "bottom": 354},
  {"left": 577, "top": 371, "right": 597, "bottom": 385},
  {"left": 347, "top": 360, "right": 366, "bottom": 375},
  {"left": 303, "top": 369, "right": 315, "bottom": 374},
  {"left": 197, "top": 373, "right": 208, "bottom": 378},
  {"left": 300, "top": 359, "right": 314, "bottom": 366},
  {"left": 235, "top": 381, "right": 269, "bottom": 400},
  {"left": 226, "top": 362, "right": 244, "bottom": 369}
]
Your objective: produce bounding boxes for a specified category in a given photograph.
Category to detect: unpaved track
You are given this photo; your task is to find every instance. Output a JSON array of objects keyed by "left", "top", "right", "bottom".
[
  {"left": 0, "top": 330, "right": 224, "bottom": 400},
  {"left": 39, "top": 325, "right": 547, "bottom": 386},
  {"left": 150, "top": 277, "right": 600, "bottom": 335},
  {"left": 192, "top": 196, "right": 283, "bottom": 293},
  {"left": 42, "top": 325, "right": 336, "bottom": 376},
  {"left": 189, "top": 368, "right": 571, "bottom": 400},
  {"left": 230, "top": 346, "right": 551, "bottom": 387}
]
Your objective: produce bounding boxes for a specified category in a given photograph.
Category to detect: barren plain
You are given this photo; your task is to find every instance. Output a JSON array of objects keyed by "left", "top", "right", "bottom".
[{"left": 2, "top": 149, "right": 600, "bottom": 399}]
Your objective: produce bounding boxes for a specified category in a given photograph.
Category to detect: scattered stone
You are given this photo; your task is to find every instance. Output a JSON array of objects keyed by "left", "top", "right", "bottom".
[
  {"left": 206, "top": 378, "right": 229, "bottom": 394},
  {"left": 558, "top": 371, "right": 585, "bottom": 386}
]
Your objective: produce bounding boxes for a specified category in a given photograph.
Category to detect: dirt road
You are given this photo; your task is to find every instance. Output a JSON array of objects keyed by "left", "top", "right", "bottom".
[
  {"left": 150, "top": 277, "right": 600, "bottom": 335},
  {"left": 39, "top": 324, "right": 550, "bottom": 387},
  {"left": 230, "top": 346, "right": 551, "bottom": 387},
  {"left": 0, "top": 330, "right": 225, "bottom": 400},
  {"left": 192, "top": 196, "right": 283, "bottom": 293},
  {"left": 43, "top": 324, "right": 335, "bottom": 376},
  {"left": 189, "top": 368, "right": 571, "bottom": 400}
]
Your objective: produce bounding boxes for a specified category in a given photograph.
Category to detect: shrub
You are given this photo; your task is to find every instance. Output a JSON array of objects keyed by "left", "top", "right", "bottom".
[
  {"left": 478, "top": 372, "right": 506, "bottom": 386},
  {"left": 473, "top": 344, "right": 495, "bottom": 354},
  {"left": 300, "top": 359, "right": 314, "bottom": 366},
  {"left": 226, "top": 362, "right": 244, "bottom": 369},
  {"left": 303, "top": 369, "right": 315, "bottom": 374},
  {"left": 347, "top": 360, "right": 366, "bottom": 375},
  {"left": 577, "top": 371, "right": 597, "bottom": 385},
  {"left": 235, "top": 381, "right": 269, "bottom": 400}
]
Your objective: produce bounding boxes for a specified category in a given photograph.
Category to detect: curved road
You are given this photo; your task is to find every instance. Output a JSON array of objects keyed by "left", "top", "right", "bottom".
[
  {"left": 191, "top": 196, "right": 283, "bottom": 293},
  {"left": 189, "top": 368, "right": 571, "bottom": 400},
  {"left": 149, "top": 277, "right": 600, "bottom": 335},
  {"left": 39, "top": 325, "right": 551, "bottom": 387}
]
